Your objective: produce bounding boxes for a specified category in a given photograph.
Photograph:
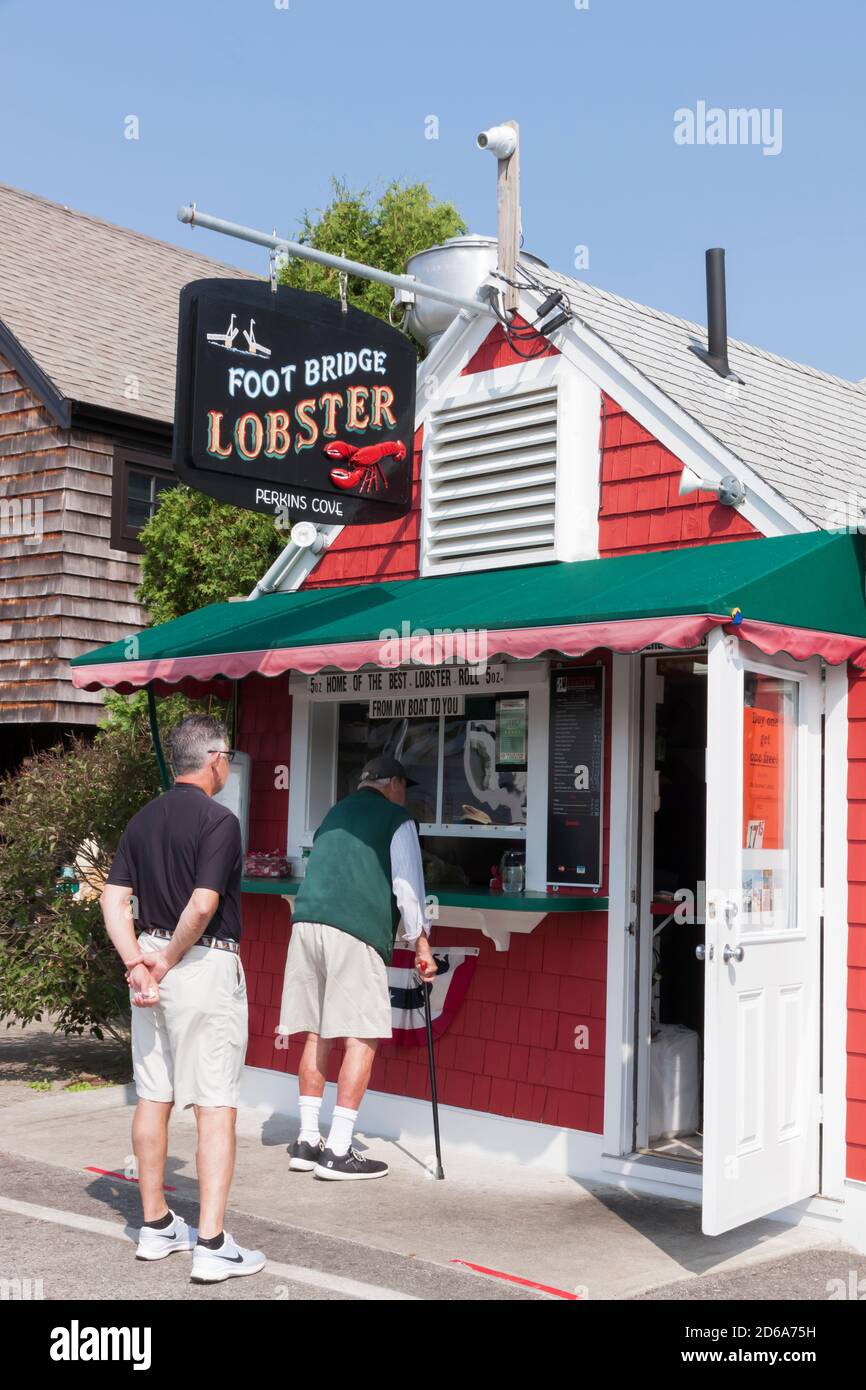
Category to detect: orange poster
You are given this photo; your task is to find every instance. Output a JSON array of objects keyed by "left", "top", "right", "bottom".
[{"left": 742, "top": 706, "right": 784, "bottom": 849}]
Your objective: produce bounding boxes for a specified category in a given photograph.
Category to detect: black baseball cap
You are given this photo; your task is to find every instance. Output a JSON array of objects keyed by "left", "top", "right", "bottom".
[{"left": 358, "top": 755, "right": 418, "bottom": 787}]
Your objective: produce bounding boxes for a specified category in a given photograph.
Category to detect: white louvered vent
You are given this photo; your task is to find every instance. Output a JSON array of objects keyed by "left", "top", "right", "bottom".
[{"left": 424, "top": 385, "right": 559, "bottom": 572}]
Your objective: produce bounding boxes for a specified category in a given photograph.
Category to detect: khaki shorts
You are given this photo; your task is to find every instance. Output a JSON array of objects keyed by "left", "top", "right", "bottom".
[
  {"left": 131, "top": 932, "right": 248, "bottom": 1109},
  {"left": 277, "top": 920, "right": 392, "bottom": 1040}
]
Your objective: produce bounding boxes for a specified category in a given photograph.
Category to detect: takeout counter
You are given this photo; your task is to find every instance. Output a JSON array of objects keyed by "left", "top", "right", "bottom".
[
  {"left": 241, "top": 876, "right": 610, "bottom": 953},
  {"left": 241, "top": 877, "right": 608, "bottom": 910}
]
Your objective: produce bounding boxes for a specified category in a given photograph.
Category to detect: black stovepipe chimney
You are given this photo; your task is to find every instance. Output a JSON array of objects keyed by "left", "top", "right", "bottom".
[
  {"left": 692, "top": 247, "right": 735, "bottom": 379},
  {"left": 706, "top": 248, "right": 728, "bottom": 371}
]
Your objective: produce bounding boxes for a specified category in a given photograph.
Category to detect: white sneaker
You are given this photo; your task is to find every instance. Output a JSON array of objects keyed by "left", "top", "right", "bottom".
[
  {"left": 135, "top": 1210, "right": 197, "bottom": 1261},
  {"left": 190, "top": 1231, "right": 266, "bottom": 1284}
]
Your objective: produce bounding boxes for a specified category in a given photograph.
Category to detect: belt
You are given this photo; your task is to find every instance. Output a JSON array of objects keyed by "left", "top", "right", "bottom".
[{"left": 139, "top": 926, "right": 240, "bottom": 956}]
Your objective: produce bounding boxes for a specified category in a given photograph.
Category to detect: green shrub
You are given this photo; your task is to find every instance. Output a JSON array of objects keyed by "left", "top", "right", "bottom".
[{"left": 0, "top": 699, "right": 177, "bottom": 1038}]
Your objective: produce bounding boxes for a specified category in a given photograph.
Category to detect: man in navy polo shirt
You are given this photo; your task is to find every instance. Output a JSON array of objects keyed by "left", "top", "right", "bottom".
[{"left": 100, "top": 714, "right": 265, "bottom": 1284}]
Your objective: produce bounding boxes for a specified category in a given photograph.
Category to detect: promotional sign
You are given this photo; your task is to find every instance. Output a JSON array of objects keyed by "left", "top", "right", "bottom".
[
  {"left": 496, "top": 696, "right": 528, "bottom": 768},
  {"left": 742, "top": 704, "right": 784, "bottom": 849},
  {"left": 547, "top": 665, "right": 604, "bottom": 888},
  {"left": 368, "top": 695, "right": 464, "bottom": 719},
  {"left": 306, "top": 664, "right": 507, "bottom": 698},
  {"left": 173, "top": 279, "right": 417, "bottom": 524}
]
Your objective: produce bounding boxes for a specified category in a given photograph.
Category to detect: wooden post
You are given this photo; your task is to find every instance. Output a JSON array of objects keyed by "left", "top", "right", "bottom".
[{"left": 497, "top": 120, "right": 520, "bottom": 315}]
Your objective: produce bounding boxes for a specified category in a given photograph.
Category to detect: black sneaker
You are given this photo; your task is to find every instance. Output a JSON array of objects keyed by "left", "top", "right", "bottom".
[
  {"left": 289, "top": 1137, "right": 325, "bottom": 1172},
  {"left": 314, "top": 1145, "right": 390, "bottom": 1181}
]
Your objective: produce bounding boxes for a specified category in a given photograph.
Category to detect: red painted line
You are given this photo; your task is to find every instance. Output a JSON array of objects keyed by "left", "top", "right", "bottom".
[
  {"left": 449, "top": 1258, "right": 579, "bottom": 1300},
  {"left": 84, "top": 1167, "right": 176, "bottom": 1192}
]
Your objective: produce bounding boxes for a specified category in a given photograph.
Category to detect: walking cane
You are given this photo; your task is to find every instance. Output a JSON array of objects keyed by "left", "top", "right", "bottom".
[{"left": 417, "top": 966, "right": 445, "bottom": 1180}]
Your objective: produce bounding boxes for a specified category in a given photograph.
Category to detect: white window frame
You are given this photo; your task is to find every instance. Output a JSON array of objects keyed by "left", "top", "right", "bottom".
[
  {"left": 287, "top": 660, "right": 552, "bottom": 890},
  {"left": 419, "top": 353, "right": 601, "bottom": 577}
]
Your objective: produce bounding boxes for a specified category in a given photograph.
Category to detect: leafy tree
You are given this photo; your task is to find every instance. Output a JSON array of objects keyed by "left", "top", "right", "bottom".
[
  {"left": 138, "top": 179, "right": 465, "bottom": 624},
  {"left": 0, "top": 703, "right": 162, "bottom": 1038},
  {"left": 137, "top": 487, "right": 282, "bottom": 626},
  {"left": 281, "top": 177, "right": 466, "bottom": 333}
]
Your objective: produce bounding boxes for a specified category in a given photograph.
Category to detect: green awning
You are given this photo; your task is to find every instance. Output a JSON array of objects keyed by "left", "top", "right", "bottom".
[{"left": 71, "top": 531, "right": 866, "bottom": 692}]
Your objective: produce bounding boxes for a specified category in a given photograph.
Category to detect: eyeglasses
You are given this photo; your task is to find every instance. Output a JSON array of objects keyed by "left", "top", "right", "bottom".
[{"left": 208, "top": 748, "right": 237, "bottom": 763}]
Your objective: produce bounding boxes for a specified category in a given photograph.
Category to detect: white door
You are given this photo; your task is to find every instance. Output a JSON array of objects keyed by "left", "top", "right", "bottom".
[{"left": 702, "top": 629, "right": 822, "bottom": 1236}]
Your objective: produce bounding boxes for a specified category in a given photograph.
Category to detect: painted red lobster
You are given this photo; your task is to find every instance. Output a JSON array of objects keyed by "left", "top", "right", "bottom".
[{"left": 324, "top": 439, "right": 407, "bottom": 495}]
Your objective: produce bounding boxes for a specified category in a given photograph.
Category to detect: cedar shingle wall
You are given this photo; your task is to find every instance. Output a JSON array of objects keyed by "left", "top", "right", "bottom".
[
  {"left": 237, "top": 674, "right": 292, "bottom": 854},
  {"left": 241, "top": 892, "right": 607, "bottom": 1131},
  {"left": 460, "top": 317, "right": 559, "bottom": 376},
  {"left": 598, "top": 392, "right": 760, "bottom": 554},
  {"left": 0, "top": 352, "right": 145, "bottom": 725}
]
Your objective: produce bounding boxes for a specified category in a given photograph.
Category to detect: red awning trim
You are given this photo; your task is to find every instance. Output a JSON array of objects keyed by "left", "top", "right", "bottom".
[
  {"left": 71, "top": 614, "right": 724, "bottom": 691},
  {"left": 71, "top": 614, "right": 866, "bottom": 693},
  {"left": 732, "top": 619, "right": 866, "bottom": 668}
]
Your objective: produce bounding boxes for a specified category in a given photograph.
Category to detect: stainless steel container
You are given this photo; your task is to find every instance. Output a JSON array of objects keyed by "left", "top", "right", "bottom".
[{"left": 402, "top": 235, "right": 548, "bottom": 348}]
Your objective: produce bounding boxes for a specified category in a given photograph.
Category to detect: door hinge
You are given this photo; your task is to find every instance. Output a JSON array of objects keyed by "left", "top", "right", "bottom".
[{"left": 817, "top": 1092, "right": 823, "bottom": 1122}]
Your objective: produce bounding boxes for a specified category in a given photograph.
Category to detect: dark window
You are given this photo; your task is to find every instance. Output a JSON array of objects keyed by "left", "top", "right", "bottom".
[
  {"left": 336, "top": 704, "right": 439, "bottom": 823},
  {"left": 111, "top": 448, "right": 175, "bottom": 552},
  {"left": 334, "top": 695, "right": 528, "bottom": 888}
]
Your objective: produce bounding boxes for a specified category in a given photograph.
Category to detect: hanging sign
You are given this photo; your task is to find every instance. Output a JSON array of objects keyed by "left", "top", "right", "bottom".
[
  {"left": 173, "top": 279, "right": 416, "bottom": 525},
  {"left": 547, "top": 666, "right": 604, "bottom": 888}
]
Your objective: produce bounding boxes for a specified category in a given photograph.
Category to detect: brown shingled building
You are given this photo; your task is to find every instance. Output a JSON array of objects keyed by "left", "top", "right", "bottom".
[{"left": 0, "top": 184, "right": 255, "bottom": 769}]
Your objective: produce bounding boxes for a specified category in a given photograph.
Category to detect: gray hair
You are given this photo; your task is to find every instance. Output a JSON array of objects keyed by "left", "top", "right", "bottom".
[{"left": 170, "top": 715, "right": 228, "bottom": 775}]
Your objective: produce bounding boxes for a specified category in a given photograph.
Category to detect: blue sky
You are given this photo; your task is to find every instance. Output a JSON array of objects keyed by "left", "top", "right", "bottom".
[{"left": 2, "top": 0, "right": 863, "bottom": 378}]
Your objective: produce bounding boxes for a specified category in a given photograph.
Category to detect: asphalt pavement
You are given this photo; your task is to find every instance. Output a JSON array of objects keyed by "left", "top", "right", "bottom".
[
  {"left": 1, "top": 1019, "right": 861, "bottom": 1303},
  {"left": 0, "top": 1151, "right": 542, "bottom": 1301}
]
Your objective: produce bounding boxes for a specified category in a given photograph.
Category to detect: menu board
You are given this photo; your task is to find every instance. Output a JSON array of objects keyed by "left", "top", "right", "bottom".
[{"left": 547, "top": 666, "right": 604, "bottom": 888}]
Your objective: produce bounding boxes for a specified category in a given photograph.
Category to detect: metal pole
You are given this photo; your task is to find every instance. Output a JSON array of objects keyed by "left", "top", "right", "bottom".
[
  {"left": 420, "top": 975, "right": 445, "bottom": 1180},
  {"left": 496, "top": 120, "right": 520, "bottom": 314},
  {"left": 147, "top": 687, "right": 170, "bottom": 792},
  {"left": 176, "top": 205, "right": 500, "bottom": 321},
  {"left": 248, "top": 540, "right": 301, "bottom": 599}
]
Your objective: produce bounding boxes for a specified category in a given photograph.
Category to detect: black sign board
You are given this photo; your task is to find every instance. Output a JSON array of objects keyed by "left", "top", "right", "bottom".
[
  {"left": 173, "top": 279, "right": 416, "bottom": 525},
  {"left": 547, "top": 665, "right": 605, "bottom": 889}
]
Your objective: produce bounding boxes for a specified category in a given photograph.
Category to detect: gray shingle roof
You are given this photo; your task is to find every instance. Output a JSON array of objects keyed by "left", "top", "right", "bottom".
[
  {"left": 0, "top": 184, "right": 258, "bottom": 424},
  {"left": 527, "top": 265, "right": 866, "bottom": 529}
]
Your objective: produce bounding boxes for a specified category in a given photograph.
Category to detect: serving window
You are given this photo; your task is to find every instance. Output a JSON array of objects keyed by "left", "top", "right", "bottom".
[
  {"left": 289, "top": 662, "right": 549, "bottom": 891},
  {"left": 332, "top": 695, "right": 528, "bottom": 888},
  {"left": 336, "top": 696, "right": 527, "bottom": 831}
]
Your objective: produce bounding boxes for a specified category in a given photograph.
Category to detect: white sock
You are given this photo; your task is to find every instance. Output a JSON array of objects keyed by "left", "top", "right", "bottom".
[
  {"left": 298, "top": 1094, "right": 323, "bottom": 1144},
  {"left": 326, "top": 1105, "right": 358, "bottom": 1157}
]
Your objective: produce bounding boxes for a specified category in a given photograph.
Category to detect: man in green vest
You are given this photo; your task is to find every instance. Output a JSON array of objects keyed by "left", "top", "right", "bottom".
[{"left": 278, "top": 755, "right": 437, "bottom": 1180}]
